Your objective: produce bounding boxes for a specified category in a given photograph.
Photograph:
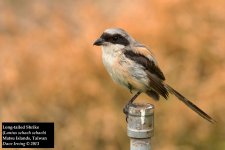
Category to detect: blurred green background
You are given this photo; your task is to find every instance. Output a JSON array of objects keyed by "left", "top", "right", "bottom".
[{"left": 0, "top": 0, "right": 225, "bottom": 150}]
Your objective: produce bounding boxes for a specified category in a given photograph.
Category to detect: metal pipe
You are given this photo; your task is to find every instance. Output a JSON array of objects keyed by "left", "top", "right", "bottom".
[{"left": 127, "top": 103, "right": 154, "bottom": 150}]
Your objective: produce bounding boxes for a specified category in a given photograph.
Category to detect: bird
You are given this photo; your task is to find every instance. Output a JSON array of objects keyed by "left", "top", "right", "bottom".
[{"left": 93, "top": 27, "right": 215, "bottom": 123}]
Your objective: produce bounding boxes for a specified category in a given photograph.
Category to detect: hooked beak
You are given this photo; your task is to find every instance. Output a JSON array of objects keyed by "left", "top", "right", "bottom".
[{"left": 93, "top": 38, "right": 104, "bottom": 46}]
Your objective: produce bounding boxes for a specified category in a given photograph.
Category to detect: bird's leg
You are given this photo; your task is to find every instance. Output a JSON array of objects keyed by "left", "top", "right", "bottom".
[
  {"left": 128, "top": 91, "right": 141, "bottom": 104},
  {"left": 123, "top": 91, "right": 141, "bottom": 114},
  {"left": 123, "top": 91, "right": 141, "bottom": 121}
]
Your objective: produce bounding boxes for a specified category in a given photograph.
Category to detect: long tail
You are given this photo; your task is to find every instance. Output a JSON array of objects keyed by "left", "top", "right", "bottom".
[{"left": 164, "top": 84, "right": 216, "bottom": 123}]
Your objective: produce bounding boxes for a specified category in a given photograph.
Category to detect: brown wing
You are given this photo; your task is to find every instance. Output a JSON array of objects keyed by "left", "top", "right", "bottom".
[
  {"left": 124, "top": 45, "right": 168, "bottom": 99},
  {"left": 124, "top": 45, "right": 165, "bottom": 80}
]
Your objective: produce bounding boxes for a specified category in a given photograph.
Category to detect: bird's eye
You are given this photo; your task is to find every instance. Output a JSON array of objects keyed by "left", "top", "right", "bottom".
[{"left": 112, "top": 36, "right": 119, "bottom": 41}]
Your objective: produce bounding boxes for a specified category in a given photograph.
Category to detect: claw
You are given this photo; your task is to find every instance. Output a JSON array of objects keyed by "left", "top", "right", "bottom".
[
  {"left": 126, "top": 115, "right": 128, "bottom": 122},
  {"left": 123, "top": 102, "right": 133, "bottom": 123},
  {"left": 123, "top": 108, "right": 129, "bottom": 122},
  {"left": 123, "top": 91, "right": 142, "bottom": 123}
]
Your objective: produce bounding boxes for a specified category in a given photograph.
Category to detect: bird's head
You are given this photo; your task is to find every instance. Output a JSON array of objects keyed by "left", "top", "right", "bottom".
[{"left": 93, "top": 28, "right": 134, "bottom": 48}]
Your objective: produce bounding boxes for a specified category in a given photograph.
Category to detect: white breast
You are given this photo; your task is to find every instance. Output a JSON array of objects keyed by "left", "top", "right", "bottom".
[
  {"left": 102, "top": 46, "right": 116, "bottom": 70},
  {"left": 101, "top": 44, "right": 127, "bottom": 85},
  {"left": 101, "top": 44, "right": 149, "bottom": 92}
]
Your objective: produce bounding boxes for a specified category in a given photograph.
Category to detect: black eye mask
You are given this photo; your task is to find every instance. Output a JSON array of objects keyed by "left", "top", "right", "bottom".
[{"left": 101, "top": 33, "right": 130, "bottom": 46}]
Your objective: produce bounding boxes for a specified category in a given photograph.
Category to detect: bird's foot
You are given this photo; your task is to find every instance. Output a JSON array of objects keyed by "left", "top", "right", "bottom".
[
  {"left": 123, "top": 102, "right": 134, "bottom": 122},
  {"left": 123, "top": 91, "right": 141, "bottom": 122}
]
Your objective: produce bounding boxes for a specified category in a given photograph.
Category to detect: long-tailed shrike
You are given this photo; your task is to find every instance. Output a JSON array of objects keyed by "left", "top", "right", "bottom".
[{"left": 93, "top": 28, "right": 215, "bottom": 123}]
